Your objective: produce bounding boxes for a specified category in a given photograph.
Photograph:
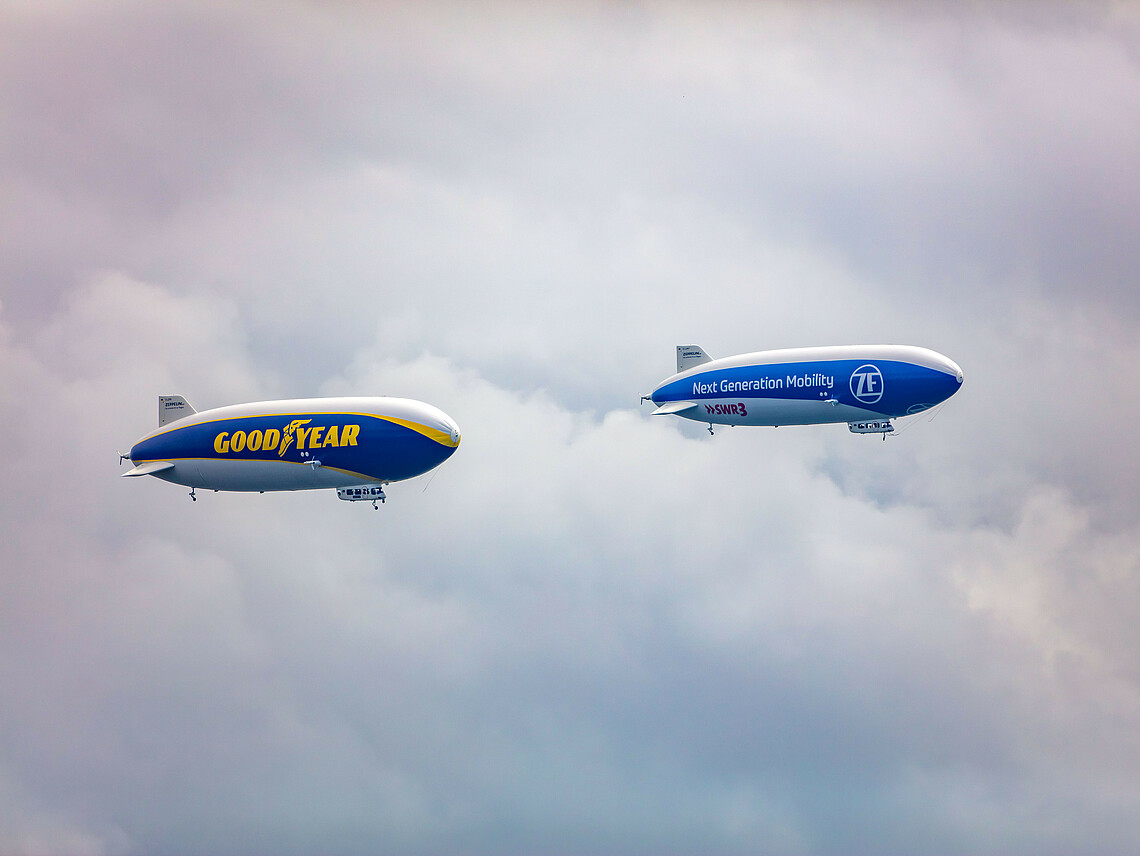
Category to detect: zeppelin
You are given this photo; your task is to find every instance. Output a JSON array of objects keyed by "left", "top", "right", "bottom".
[
  {"left": 121, "top": 395, "right": 461, "bottom": 506},
  {"left": 644, "top": 344, "right": 963, "bottom": 435}
]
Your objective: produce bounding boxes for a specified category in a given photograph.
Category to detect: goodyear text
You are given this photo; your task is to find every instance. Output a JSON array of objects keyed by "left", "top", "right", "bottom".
[{"left": 213, "top": 423, "right": 360, "bottom": 455}]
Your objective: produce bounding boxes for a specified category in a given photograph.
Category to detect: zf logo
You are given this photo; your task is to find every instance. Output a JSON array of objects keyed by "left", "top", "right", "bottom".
[{"left": 850, "top": 364, "right": 884, "bottom": 403}]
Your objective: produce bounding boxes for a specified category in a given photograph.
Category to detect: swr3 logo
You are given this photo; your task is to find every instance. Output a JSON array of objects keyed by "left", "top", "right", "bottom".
[{"left": 704, "top": 402, "right": 748, "bottom": 417}]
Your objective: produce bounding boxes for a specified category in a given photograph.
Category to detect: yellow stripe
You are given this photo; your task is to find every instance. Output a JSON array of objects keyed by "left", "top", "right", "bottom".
[
  {"left": 376, "top": 415, "right": 460, "bottom": 447},
  {"left": 150, "top": 410, "right": 460, "bottom": 447}
]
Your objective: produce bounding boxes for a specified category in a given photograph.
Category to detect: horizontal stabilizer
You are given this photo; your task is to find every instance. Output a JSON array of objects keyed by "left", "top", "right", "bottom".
[
  {"left": 652, "top": 400, "right": 700, "bottom": 416},
  {"left": 121, "top": 461, "right": 175, "bottom": 477}
]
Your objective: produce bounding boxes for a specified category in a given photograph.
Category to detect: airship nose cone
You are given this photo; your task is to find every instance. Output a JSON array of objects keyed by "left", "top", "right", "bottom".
[
  {"left": 947, "top": 359, "right": 964, "bottom": 386},
  {"left": 438, "top": 413, "right": 460, "bottom": 447},
  {"left": 932, "top": 352, "right": 964, "bottom": 387},
  {"left": 935, "top": 355, "right": 964, "bottom": 403}
]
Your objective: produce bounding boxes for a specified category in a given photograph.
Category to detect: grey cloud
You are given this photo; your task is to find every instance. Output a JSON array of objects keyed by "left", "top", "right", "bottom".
[
  {"left": 2, "top": 3, "right": 1140, "bottom": 855},
  {"left": 1, "top": 273, "right": 1139, "bottom": 854}
]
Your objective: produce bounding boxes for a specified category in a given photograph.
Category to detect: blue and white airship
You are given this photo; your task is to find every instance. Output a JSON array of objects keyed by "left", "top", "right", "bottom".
[
  {"left": 645, "top": 344, "right": 963, "bottom": 435},
  {"left": 122, "top": 396, "right": 461, "bottom": 506}
]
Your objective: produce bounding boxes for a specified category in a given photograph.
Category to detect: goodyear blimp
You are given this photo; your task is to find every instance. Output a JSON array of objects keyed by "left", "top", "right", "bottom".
[
  {"left": 121, "top": 395, "right": 461, "bottom": 506},
  {"left": 644, "top": 344, "right": 963, "bottom": 435}
]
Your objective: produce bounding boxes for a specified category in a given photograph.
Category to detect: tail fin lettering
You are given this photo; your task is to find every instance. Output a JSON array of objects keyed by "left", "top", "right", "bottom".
[
  {"left": 676, "top": 345, "right": 713, "bottom": 373},
  {"left": 159, "top": 395, "right": 195, "bottom": 426}
]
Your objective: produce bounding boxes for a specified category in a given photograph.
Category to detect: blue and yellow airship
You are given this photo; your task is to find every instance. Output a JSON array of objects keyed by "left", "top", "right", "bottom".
[{"left": 122, "top": 396, "right": 461, "bottom": 506}]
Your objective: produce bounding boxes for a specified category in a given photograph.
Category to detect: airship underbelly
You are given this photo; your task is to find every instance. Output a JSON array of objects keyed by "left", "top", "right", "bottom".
[
  {"left": 148, "top": 458, "right": 393, "bottom": 492},
  {"left": 692, "top": 397, "right": 884, "bottom": 426}
]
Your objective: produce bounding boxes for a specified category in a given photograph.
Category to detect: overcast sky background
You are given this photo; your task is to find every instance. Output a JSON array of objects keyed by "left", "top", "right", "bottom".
[{"left": 2, "top": 2, "right": 1140, "bottom": 854}]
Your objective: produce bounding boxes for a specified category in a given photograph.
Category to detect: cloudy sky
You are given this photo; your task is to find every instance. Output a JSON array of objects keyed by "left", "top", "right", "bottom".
[{"left": 2, "top": 2, "right": 1140, "bottom": 854}]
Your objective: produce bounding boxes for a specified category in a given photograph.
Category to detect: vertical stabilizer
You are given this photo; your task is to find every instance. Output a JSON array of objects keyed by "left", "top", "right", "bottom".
[
  {"left": 159, "top": 395, "right": 195, "bottom": 426},
  {"left": 676, "top": 345, "right": 713, "bottom": 373}
]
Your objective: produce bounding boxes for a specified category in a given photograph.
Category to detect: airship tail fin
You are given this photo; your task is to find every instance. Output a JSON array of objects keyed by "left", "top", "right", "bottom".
[
  {"left": 159, "top": 395, "right": 196, "bottom": 426},
  {"left": 676, "top": 345, "right": 713, "bottom": 373}
]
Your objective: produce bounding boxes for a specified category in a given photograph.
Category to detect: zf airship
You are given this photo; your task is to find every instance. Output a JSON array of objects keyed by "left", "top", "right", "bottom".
[
  {"left": 121, "top": 395, "right": 461, "bottom": 506},
  {"left": 645, "top": 344, "right": 963, "bottom": 435}
]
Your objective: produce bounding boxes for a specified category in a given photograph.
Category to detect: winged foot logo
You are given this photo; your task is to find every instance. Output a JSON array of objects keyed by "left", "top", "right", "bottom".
[
  {"left": 212, "top": 419, "right": 361, "bottom": 456},
  {"left": 279, "top": 419, "right": 311, "bottom": 456}
]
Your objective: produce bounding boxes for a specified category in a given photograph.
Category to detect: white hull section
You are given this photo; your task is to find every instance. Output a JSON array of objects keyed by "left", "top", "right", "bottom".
[
  {"left": 150, "top": 458, "right": 387, "bottom": 492},
  {"left": 152, "top": 396, "right": 459, "bottom": 439},
  {"left": 671, "top": 344, "right": 960, "bottom": 378}
]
